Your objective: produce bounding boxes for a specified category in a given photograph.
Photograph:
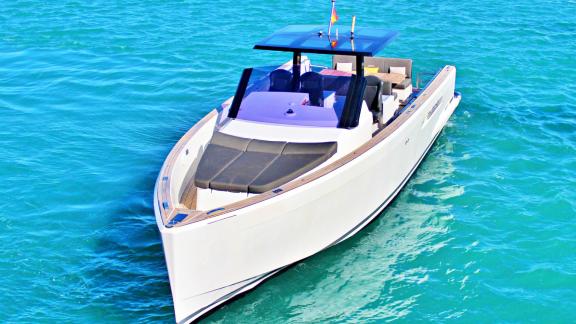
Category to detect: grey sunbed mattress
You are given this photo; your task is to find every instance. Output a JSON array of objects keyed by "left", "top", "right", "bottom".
[{"left": 194, "top": 132, "right": 337, "bottom": 194}]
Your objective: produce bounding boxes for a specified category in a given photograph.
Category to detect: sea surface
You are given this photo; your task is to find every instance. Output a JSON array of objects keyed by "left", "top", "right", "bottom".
[{"left": 1, "top": 0, "right": 575, "bottom": 322}]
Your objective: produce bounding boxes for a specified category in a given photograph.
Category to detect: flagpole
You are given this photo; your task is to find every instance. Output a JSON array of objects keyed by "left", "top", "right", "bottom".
[
  {"left": 328, "top": 0, "right": 335, "bottom": 36},
  {"left": 351, "top": 15, "right": 356, "bottom": 39}
]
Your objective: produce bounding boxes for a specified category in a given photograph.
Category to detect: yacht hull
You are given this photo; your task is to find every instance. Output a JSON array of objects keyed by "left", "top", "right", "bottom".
[{"left": 155, "top": 68, "right": 460, "bottom": 323}]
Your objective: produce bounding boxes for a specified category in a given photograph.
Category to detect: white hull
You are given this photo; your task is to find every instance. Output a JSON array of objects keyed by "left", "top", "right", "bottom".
[{"left": 155, "top": 67, "right": 460, "bottom": 323}]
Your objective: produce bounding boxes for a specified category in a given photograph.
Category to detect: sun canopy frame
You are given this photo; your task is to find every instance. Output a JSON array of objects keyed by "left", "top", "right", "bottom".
[
  {"left": 254, "top": 25, "right": 398, "bottom": 57},
  {"left": 250, "top": 25, "right": 398, "bottom": 129}
]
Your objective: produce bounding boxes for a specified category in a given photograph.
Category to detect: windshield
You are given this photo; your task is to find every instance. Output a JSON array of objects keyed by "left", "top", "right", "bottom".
[{"left": 228, "top": 65, "right": 357, "bottom": 128}]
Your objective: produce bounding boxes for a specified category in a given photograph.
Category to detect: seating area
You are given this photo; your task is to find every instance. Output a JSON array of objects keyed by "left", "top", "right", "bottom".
[
  {"left": 333, "top": 55, "right": 413, "bottom": 102},
  {"left": 269, "top": 69, "right": 293, "bottom": 92},
  {"left": 332, "top": 55, "right": 414, "bottom": 127},
  {"left": 268, "top": 69, "right": 350, "bottom": 109},
  {"left": 194, "top": 132, "right": 338, "bottom": 194},
  {"left": 234, "top": 67, "right": 359, "bottom": 128},
  {"left": 238, "top": 57, "right": 413, "bottom": 130},
  {"left": 363, "top": 76, "right": 399, "bottom": 126}
]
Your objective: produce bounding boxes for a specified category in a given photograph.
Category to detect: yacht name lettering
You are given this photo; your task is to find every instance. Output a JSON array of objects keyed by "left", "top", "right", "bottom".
[{"left": 427, "top": 97, "right": 443, "bottom": 120}]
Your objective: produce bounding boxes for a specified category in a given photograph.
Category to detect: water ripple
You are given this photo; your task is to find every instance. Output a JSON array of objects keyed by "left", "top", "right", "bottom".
[{"left": 1, "top": 0, "right": 576, "bottom": 322}]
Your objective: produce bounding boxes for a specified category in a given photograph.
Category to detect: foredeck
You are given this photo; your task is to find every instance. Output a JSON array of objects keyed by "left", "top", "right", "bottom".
[{"left": 156, "top": 66, "right": 455, "bottom": 228}]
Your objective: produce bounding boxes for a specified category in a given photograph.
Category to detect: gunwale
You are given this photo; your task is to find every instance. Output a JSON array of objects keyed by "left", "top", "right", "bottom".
[{"left": 156, "top": 66, "right": 453, "bottom": 228}]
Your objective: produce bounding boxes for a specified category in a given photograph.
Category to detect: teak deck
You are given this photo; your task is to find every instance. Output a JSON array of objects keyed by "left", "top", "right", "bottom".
[
  {"left": 156, "top": 66, "right": 453, "bottom": 228},
  {"left": 180, "top": 180, "right": 197, "bottom": 210}
]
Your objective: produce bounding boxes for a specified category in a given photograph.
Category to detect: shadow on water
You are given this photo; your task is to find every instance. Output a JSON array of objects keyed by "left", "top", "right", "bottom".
[
  {"left": 82, "top": 110, "right": 211, "bottom": 322},
  {"left": 90, "top": 169, "right": 174, "bottom": 323}
]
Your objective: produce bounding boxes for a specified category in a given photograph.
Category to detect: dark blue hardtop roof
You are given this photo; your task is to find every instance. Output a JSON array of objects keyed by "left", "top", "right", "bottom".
[{"left": 254, "top": 25, "right": 398, "bottom": 57}]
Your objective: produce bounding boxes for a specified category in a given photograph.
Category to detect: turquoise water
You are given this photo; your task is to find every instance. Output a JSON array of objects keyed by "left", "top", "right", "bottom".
[{"left": 1, "top": 0, "right": 575, "bottom": 322}]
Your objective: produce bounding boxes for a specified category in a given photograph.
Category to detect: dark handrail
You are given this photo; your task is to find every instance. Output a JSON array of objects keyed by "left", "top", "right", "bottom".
[{"left": 228, "top": 68, "right": 254, "bottom": 119}]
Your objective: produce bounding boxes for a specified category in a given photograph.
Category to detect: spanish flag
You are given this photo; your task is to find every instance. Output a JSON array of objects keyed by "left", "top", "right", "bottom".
[
  {"left": 330, "top": 6, "right": 339, "bottom": 26},
  {"left": 329, "top": 2, "right": 339, "bottom": 29}
]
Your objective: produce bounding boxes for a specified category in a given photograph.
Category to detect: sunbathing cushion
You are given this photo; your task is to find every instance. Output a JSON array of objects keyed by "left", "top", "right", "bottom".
[
  {"left": 194, "top": 132, "right": 337, "bottom": 193},
  {"left": 334, "top": 56, "right": 413, "bottom": 79},
  {"left": 365, "top": 66, "right": 379, "bottom": 75},
  {"left": 282, "top": 141, "right": 337, "bottom": 155},
  {"left": 389, "top": 66, "right": 406, "bottom": 75},
  {"left": 250, "top": 142, "right": 337, "bottom": 193},
  {"left": 210, "top": 131, "right": 251, "bottom": 150},
  {"left": 249, "top": 154, "right": 325, "bottom": 193},
  {"left": 194, "top": 145, "right": 243, "bottom": 189},
  {"left": 194, "top": 132, "right": 251, "bottom": 188},
  {"left": 247, "top": 139, "right": 287, "bottom": 154},
  {"left": 210, "top": 151, "right": 279, "bottom": 192},
  {"left": 336, "top": 62, "right": 353, "bottom": 72},
  {"left": 209, "top": 138, "right": 287, "bottom": 192},
  {"left": 394, "top": 78, "right": 412, "bottom": 90}
]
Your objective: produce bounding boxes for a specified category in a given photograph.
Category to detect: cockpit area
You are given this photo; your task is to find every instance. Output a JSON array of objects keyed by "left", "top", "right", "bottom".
[
  {"left": 227, "top": 53, "right": 414, "bottom": 131},
  {"left": 228, "top": 64, "right": 355, "bottom": 128},
  {"left": 224, "top": 25, "right": 414, "bottom": 131}
]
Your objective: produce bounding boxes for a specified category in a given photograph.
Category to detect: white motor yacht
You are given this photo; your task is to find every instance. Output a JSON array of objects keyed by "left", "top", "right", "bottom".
[{"left": 154, "top": 25, "right": 461, "bottom": 323}]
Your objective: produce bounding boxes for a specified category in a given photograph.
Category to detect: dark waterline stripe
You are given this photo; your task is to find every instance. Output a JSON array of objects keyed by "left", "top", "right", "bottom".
[{"left": 178, "top": 269, "right": 282, "bottom": 324}]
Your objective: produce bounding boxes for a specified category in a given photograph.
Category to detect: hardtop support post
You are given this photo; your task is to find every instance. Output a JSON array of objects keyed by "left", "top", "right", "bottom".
[
  {"left": 356, "top": 55, "right": 364, "bottom": 78},
  {"left": 337, "top": 55, "right": 367, "bottom": 129},
  {"left": 292, "top": 51, "right": 302, "bottom": 91}
]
